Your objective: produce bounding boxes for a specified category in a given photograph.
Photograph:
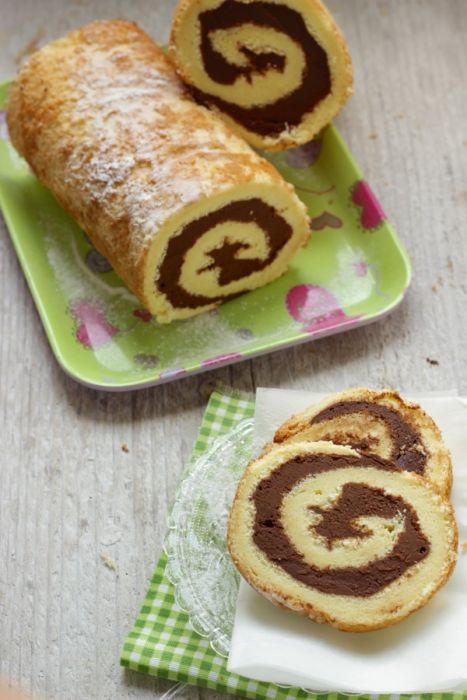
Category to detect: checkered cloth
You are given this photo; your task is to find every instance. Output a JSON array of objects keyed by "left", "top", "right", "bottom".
[{"left": 120, "top": 387, "right": 462, "bottom": 700}]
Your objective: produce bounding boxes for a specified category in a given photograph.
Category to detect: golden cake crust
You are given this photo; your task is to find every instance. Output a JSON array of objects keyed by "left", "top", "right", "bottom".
[{"left": 274, "top": 388, "right": 452, "bottom": 496}]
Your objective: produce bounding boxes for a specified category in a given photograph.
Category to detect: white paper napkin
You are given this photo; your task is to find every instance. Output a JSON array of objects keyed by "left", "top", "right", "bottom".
[{"left": 227, "top": 389, "right": 467, "bottom": 694}]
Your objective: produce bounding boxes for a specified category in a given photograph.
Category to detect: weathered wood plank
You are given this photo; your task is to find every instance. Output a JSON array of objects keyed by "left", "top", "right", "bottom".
[{"left": 1, "top": 2, "right": 466, "bottom": 698}]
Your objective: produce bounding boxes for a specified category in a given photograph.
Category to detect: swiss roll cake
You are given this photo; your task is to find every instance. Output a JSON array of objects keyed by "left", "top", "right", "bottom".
[
  {"left": 6, "top": 20, "right": 310, "bottom": 323},
  {"left": 169, "top": 0, "right": 353, "bottom": 150},
  {"left": 228, "top": 441, "right": 458, "bottom": 631},
  {"left": 274, "top": 388, "right": 453, "bottom": 496}
]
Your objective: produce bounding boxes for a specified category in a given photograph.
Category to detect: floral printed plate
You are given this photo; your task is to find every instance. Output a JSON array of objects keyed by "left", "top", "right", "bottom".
[{"left": 0, "top": 80, "right": 410, "bottom": 390}]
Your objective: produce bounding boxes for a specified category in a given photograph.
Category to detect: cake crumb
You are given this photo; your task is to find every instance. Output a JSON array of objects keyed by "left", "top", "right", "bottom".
[
  {"left": 200, "top": 377, "right": 219, "bottom": 399},
  {"left": 454, "top": 190, "right": 467, "bottom": 207},
  {"left": 426, "top": 357, "right": 439, "bottom": 366},
  {"left": 121, "top": 443, "right": 129, "bottom": 453},
  {"left": 368, "top": 132, "right": 378, "bottom": 140},
  {"left": 100, "top": 552, "right": 118, "bottom": 572}
]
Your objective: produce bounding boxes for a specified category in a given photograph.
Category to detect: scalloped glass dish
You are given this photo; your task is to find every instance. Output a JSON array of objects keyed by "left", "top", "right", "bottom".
[
  {"left": 163, "top": 418, "right": 343, "bottom": 696},
  {"left": 0, "top": 79, "right": 411, "bottom": 390},
  {"left": 165, "top": 418, "right": 254, "bottom": 657}
]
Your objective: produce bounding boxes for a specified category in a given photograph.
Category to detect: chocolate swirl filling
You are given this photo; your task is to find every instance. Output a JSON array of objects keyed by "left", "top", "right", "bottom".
[
  {"left": 310, "top": 401, "right": 428, "bottom": 474},
  {"left": 191, "top": 0, "right": 331, "bottom": 136},
  {"left": 157, "top": 198, "right": 292, "bottom": 309},
  {"left": 253, "top": 453, "right": 430, "bottom": 597}
]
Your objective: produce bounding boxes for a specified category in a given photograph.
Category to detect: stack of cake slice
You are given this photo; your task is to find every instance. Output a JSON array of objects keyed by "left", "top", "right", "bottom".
[{"left": 228, "top": 388, "right": 458, "bottom": 631}]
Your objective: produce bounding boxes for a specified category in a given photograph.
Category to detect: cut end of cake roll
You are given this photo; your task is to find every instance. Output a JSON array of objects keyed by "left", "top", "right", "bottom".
[
  {"left": 144, "top": 180, "right": 310, "bottom": 323},
  {"left": 228, "top": 441, "right": 458, "bottom": 632},
  {"left": 169, "top": 0, "right": 353, "bottom": 150},
  {"left": 6, "top": 20, "right": 310, "bottom": 324},
  {"left": 273, "top": 388, "right": 453, "bottom": 496}
]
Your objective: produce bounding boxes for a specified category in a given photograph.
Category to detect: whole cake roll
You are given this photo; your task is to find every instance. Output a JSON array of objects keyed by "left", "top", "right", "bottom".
[
  {"left": 169, "top": 0, "right": 353, "bottom": 150},
  {"left": 6, "top": 20, "right": 310, "bottom": 323},
  {"left": 274, "top": 388, "right": 452, "bottom": 495},
  {"left": 228, "top": 441, "right": 458, "bottom": 631}
]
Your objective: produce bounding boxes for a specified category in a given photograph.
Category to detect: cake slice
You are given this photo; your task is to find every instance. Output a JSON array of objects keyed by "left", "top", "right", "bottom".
[
  {"left": 170, "top": 0, "right": 353, "bottom": 150},
  {"left": 228, "top": 440, "right": 457, "bottom": 631},
  {"left": 274, "top": 388, "right": 452, "bottom": 495}
]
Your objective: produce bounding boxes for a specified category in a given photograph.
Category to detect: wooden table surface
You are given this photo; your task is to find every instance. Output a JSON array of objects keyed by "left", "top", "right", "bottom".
[{"left": 1, "top": 1, "right": 466, "bottom": 698}]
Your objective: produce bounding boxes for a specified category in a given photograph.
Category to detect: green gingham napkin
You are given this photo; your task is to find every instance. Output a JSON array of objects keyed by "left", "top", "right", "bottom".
[{"left": 120, "top": 387, "right": 465, "bottom": 700}]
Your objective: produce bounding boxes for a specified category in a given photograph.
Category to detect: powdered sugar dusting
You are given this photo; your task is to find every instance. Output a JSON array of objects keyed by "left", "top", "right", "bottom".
[
  {"left": 161, "top": 303, "right": 301, "bottom": 371},
  {"left": 51, "top": 26, "right": 267, "bottom": 260},
  {"left": 44, "top": 220, "right": 136, "bottom": 305}
]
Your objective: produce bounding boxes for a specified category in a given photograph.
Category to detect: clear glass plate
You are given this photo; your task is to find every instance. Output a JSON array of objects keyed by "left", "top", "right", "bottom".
[
  {"left": 163, "top": 419, "right": 350, "bottom": 696},
  {"left": 164, "top": 418, "right": 254, "bottom": 657}
]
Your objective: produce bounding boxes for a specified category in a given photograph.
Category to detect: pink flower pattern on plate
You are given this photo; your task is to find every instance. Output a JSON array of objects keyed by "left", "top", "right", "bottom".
[
  {"left": 353, "top": 260, "right": 369, "bottom": 277},
  {"left": 286, "top": 284, "right": 358, "bottom": 333},
  {"left": 310, "top": 211, "right": 343, "bottom": 231},
  {"left": 70, "top": 299, "right": 119, "bottom": 349},
  {"left": 133, "top": 308, "right": 153, "bottom": 323},
  {"left": 352, "top": 180, "right": 386, "bottom": 230},
  {"left": 202, "top": 352, "right": 242, "bottom": 368},
  {"left": 159, "top": 367, "right": 187, "bottom": 380}
]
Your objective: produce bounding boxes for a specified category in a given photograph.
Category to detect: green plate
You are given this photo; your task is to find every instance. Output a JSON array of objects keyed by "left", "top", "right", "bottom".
[{"left": 0, "top": 80, "right": 410, "bottom": 390}]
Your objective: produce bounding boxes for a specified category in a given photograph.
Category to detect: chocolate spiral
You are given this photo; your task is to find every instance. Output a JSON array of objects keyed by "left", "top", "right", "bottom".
[
  {"left": 253, "top": 453, "right": 430, "bottom": 597},
  {"left": 310, "top": 401, "right": 428, "bottom": 474},
  {"left": 191, "top": 0, "right": 331, "bottom": 136},
  {"left": 157, "top": 198, "right": 292, "bottom": 309}
]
